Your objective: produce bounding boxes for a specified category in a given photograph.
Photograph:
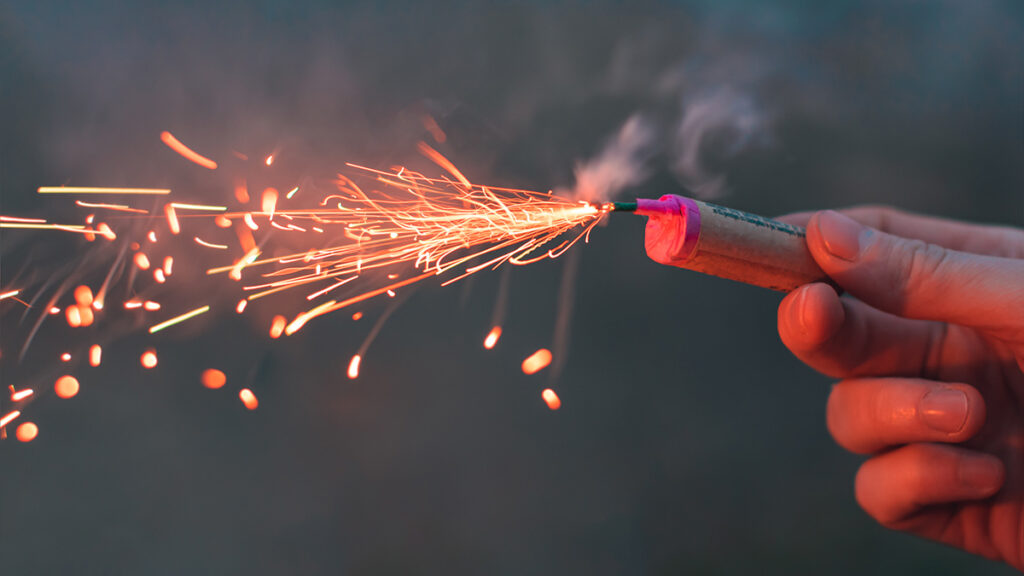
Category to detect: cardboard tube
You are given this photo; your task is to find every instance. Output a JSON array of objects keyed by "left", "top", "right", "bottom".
[{"left": 637, "top": 194, "right": 828, "bottom": 292}]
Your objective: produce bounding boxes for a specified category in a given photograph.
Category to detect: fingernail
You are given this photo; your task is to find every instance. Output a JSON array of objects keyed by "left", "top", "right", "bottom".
[
  {"left": 794, "top": 286, "right": 810, "bottom": 333},
  {"left": 817, "top": 210, "right": 871, "bottom": 262},
  {"left": 919, "top": 389, "right": 969, "bottom": 433},
  {"left": 958, "top": 455, "right": 1003, "bottom": 492}
]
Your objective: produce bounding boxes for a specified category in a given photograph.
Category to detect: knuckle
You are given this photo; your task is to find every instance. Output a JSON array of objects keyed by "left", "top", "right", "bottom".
[{"left": 897, "top": 239, "right": 950, "bottom": 306}]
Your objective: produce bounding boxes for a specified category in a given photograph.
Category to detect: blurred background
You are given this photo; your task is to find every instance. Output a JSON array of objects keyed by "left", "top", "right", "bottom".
[{"left": 1, "top": 1, "right": 1022, "bottom": 574}]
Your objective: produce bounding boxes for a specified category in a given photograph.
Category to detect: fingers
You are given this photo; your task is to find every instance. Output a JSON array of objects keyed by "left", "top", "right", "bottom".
[
  {"left": 778, "top": 282, "right": 945, "bottom": 378},
  {"left": 855, "top": 444, "right": 1004, "bottom": 529},
  {"left": 826, "top": 378, "right": 986, "bottom": 454},
  {"left": 804, "top": 210, "right": 1024, "bottom": 342},
  {"left": 777, "top": 206, "right": 1024, "bottom": 258}
]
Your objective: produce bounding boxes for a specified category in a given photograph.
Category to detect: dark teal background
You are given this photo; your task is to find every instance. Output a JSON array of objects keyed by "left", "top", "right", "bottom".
[{"left": 2, "top": 1, "right": 1022, "bottom": 574}]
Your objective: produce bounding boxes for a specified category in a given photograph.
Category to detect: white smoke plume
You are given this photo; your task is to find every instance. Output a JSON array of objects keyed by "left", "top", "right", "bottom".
[{"left": 569, "top": 114, "right": 657, "bottom": 203}]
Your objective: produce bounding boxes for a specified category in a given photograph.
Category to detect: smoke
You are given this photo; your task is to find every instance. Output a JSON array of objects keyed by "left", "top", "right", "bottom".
[
  {"left": 570, "top": 114, "right": 656, "bottom": 203},
  {"left": 672, "top": 86, "right": 770, "bottom": 198}
]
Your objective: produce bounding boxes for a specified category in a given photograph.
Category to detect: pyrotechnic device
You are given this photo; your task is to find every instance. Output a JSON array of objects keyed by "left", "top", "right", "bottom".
[{"left": 611, "top": 194, "right": 828, "bottom": 291}]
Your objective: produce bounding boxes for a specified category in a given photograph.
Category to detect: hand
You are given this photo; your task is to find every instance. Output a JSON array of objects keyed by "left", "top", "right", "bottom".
[{"left": 776, "top": 207, "right": 1024, "bottom": 570}]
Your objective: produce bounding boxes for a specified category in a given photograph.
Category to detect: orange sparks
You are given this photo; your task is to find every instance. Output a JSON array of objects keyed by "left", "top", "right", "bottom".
[
  {"left": 16, "top": 422, "right": 38, "bottom": 442},
  {"left": 201, "top": 369, "right": 226, "bottom": 389},
  {"left": 11, "top": 389, "right": 33, "bottom": 402},
  {"left": 147, "top": 230, "right": 157, "bottom": 242},
  {"left": 74, "top": 200, "right": 148, "bottom": 213},
  {"left": 61, "top": 352, "right": 72, "bottom": 362},
  {"left": 74, "top": 285, "right": 93, "bottom": 307},
  {"left": 286, "top": 186, "right": 299, "bottom": 199},
  {"left": 0, "top": 289, "right": 21, "bottom": 301},
  {"left": 134, "top": 252, "right": 151, "bottom": 270},
  {"left": 265, "top": 154, "right": 274, "bottom": 166},
  {"left": 235, "top": 299, "right": 247, "bottom": 313},
  {"left": 163, "top": 256, "right": 174, "bottom": 276},
  {"left": 89, "top": 344, "right": 102, "bottom": 367},
  {"left": 483, "top": 326, "right": 502, "bottom": 349},
  {"left": 50, "top": 306, "right": 61, "bottom": 314},
  {"left": 228, "top": 247, "right": 260, "bottom": 281},
  {"left": 0, "top": 410, "right": 21, "bottom": 428},
  {"left": 215, "top": 215, "right": 232, "bottom": 228},
  {"left": 541, "top": 389, "right": 561, "bottom": 410},
  {"left": 78, "top": 305, "right": 94, "bottom": 326},
  {"left": 239, "top": 388, "right": 258, "bottom": 410},
  {"left": 195, "top": 236, "right": 228, "bottom": 249},
  {"left": 421, "top": 114, "right": 448, "bottom": 143},
  {"left": 347, "top": 355, "right": 361, "bottom": 379},
  {"left": 417, "top": 141, "right": 471, "bottom": 188},
  {"left": 522, "top": 349, "right": 553, "bottom": 375},
  {"left": 66, "top": 306, "right": 82, "bottom": 327},
  {"left": 261, "top": 188, "right": 278, "bottom": 219},
  {"left": 160, "top": 130, "right": 218, "bottom": 170},
  {"left": 243, "top": 213, "right": 259, "bottom": 231},
  {"left": 96, "top": 222, "right": 116, "bottom": 240},
  {"left": 234, "top": 180, "right": 250, "bottom": 203},
  {"left": 148, "top": 305, "right": 209, "bottom": 333},
  {"left": 124, "top": 300, "right": 143, "bottom": 310},
  {"left": 352, "top": 312, "right": 363, "bottom": 321},
  {"left": 144, "top": 301, "right": 161, "bottom": 311},
  {"left": 154, "top": 268, "right": 166, "bottom": 283},
  {"left": 164, "top": 204, "right": 181, "bottom": 235},
  {"left": 37, "top": 186, "right": 171, "bottom": 195},
  {"left": 55, "top": 375, "right": 80, "bottom": 399},
  {"left": 141, "top": 350, "right": 158, "bottom": 369},
  {"left": 269, "top": 315, "right": 286, "bottom": 338}
]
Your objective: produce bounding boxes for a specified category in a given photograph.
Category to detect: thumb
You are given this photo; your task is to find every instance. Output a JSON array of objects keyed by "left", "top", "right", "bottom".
[{"left": 806, "top": 210, "right": 1024, "bottom": 343}]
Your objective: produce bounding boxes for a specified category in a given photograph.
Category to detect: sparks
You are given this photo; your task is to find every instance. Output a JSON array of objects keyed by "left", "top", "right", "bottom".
[
  {"left": 15, "top": 422, "right": 38, "bottom": 442},
  {"left": 239, "top": 388, "right": 258, "bottom": 410},
  {"left": 148, "top": 305, "right": 211, "bottom": 334},
  {"left": 164, "top": 204, "right": 181, "bottom": 235},
  {"left": 89, "top": 344, "right": 102, "bottom": 367},
  {"left": 141, "top": 350, "right": 158, "bottom": 369},
  {"left": 484, "top": 326, "right": 502, "bottom": 349},
  {"left": 194, "top": 236, "right": 229, "bottom": 250},
  {"left": 541, "top": 388, "right": 561, "bottom": 410},
  {"left": 160, "top": 131, "right": 218, "bottom": 170},
  {"left": 38, "top": 186, "right": 171, "bottom": 195},
  {"left": 11, "top": 389, "right": 33, "bottom": 402},
  {"left": 55, "top": 375, "right": 80, "bottom": 399},
  {"left": 0, "top": 289, "right": 21, "bottom": 301},
  {"left": 347, "top": 355, "right": 361, "bottom": 379},
  {"left": 1, "top": 411, "right": 22, "bottom": 429},
  {"left": 522, "top": 349, "right": 552, "bottom": 375},
  {"left": 201, "top": 369, "right": 226, "bottom": 389}
]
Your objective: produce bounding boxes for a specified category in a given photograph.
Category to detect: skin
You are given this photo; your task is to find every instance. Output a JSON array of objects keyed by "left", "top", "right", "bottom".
[{"left": 775, "top": 207, "right": 1024, "bottom": 571}]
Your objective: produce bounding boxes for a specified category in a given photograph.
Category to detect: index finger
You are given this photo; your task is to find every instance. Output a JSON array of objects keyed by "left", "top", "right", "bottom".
[{"left": 777, "top": 206, "right": 1024, "bottom": 259}]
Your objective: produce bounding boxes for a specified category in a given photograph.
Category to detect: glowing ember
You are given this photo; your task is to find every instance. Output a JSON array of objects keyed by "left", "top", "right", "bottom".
[
  {"left": 541, "top": 388, "right": 561, "bottom": 410},
  {"left": 61, "top": 352, "right": 71, "bottom": 362},
  {"left": 261, "top": 188, "right": 278, "bottom": 219},
  {"left": 164, "top": 204, "right": 181, "bottom": 235},
  {"left": 347, "top": 355, "right": 361, "bottom": 379},
  {"left": 201, "top": 369, "right": 226, "bottom": 389},
  {"left": 269, "top": 315, "right": 286, "bottom": 338},
  {"left": 55, "top": 375, "right": 80, "bottom": 399},
  {"left": 143, "top": 301, "right": 161, "bottom": 311},
  {"left": 11, "top": 389, "right": 33, "bottom": 402},
  {"left": 141, "top": 350, "right": 158, "bottom": 369},
  {"left": 351, "top": 312, "right": 363, "bottom": 321},
  {"left": 522, "top": 349, "right": 553, "bottom": 375},
  {"left": 235, "top": 299, "right": 247, "bottom": 313},
  {"left": 0, "top": 410, "right": 21, "bottom": 428},
  {"left": 265, "top": 154, "right": 274, "bottom": 166},
  {"left": 37, "top": 186, "right": 171, "bottom": 195},
  {"left": 134, "top": 252, "right": 151, "bottom": 270},
  {"left": 89, "top": 345, "right": 102, "bottom": 367},
  {"left": 160, "top": 130, "right": 218, "bottom": 170},
  {"left": 148, "top": 305, "right": 210, "bottom": 334},
  {"left": 66, "top": 306, "right": 82, "bottom": 327},
  {"left": 74, "top": 285, "right": 94, "bottom": 307},
  {"left": 154, "top": 269, "right": 166, "bottom": 283},
  {"left": 163, "top": 256, "right": 174, "bottom": 276},
  {"left": 483, "top": 326, "right": 502, "bottom": 349},
  {"left": 15, "top": 422, "right": 38, "bottom": 442},
  {"left": 239, "top": 388, "right": 258, "bottom": 410}
]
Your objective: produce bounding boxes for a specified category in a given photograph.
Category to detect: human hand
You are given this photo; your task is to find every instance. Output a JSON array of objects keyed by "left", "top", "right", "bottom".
[{"left": 776, "top": 207, "right": 1024, "bottom": 570}]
